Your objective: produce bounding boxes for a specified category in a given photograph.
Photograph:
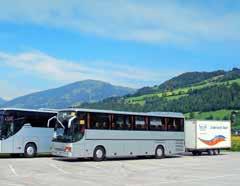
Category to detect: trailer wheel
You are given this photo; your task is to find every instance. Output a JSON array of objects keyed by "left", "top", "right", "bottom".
[
  {"left": 24, "top": 143, "right": 37, "bottom": 158},
  {"left": 207, "top": 149, "right": 214, "bottom": 156},
  {"left": 155, "top": 145, "right": 165, "bottom": 159},
  {"left": 93, "top": 146, "right": 106, "bottom": 161},
  {"left": 213, "top": 149, "right": 218, "bottom": 155}
]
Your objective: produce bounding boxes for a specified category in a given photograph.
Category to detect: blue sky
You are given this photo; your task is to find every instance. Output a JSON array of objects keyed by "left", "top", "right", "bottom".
[{"left": 0, "top": 0, "right": 239, "bottom": 100}]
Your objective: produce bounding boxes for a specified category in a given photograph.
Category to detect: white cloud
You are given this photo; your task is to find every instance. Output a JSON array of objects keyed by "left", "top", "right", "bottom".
[
  {"left": 0, "top": 0, "right": 239, "bottom": 44},
  {"left": 0, "top": 50, "right": 180, "bottom": 92}
]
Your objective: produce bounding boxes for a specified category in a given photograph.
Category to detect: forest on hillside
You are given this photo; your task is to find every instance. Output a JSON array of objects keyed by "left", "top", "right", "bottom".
[{"left": 80, "top": 83, "right": 240, "bottom": 117}]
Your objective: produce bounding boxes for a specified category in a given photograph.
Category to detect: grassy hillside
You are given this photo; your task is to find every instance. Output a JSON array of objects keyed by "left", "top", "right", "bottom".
[
  {"left": 80, "top": 68, "right": 240, "bottom": 119},
  {"left": 126, "top": 77, "right": 240, "bottom": 105},
  {"left": 231, "top": 136, "right": 240, "bottom": 151},
  {"left": 184, "top": 109, "right": 235, "bottom": 120}
]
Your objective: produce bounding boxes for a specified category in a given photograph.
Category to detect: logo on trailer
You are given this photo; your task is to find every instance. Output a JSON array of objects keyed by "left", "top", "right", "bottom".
[{"left": 198, "top": 135, "right": 226, "bottom": 146}]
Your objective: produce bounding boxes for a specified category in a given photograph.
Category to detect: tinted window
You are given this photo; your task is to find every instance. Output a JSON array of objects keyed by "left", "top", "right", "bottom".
[
  {"left": 90, "top": 113, "right": 110, "bottom": 129},
  {"left": 25, "top": 112, "right": 56, "bottom": 128},
  {"left": 112, "top": 115, "right": 124, "bottom": 130},
  {"left": 124, "top": 115, "right": 132, "bottom": 130},
  {"left": 112, "top": 115, "right": 132, "bottom": 130},
  {"left": 166, "top": 118, "right": 184, "bottom": 131},
  {"left": 135, "top": 116, "right": 146, "bottom": 130},
  {"left": 176, "top": 118, "right": 184, "bottom": 131},
  {"left": 150, "top": 117, "right": 164, "bottom": 131}
]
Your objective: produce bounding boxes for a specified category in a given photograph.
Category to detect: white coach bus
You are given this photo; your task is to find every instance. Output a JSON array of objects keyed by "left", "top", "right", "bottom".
[
  {"left": 0, "top": 108, "right": 57, "bottom": 157},
  {"left": 51, "top": 109, "right": 185, "bottom": 161}
]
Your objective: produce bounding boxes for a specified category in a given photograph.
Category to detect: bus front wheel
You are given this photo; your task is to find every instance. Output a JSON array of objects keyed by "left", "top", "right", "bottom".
[
  {"left": 155, "top": 145, "right": 165, "bottom": 159},
  {"left": 93, "top": 146, "right": 106, "bottom": 161},
  {"left": 24, "top": 143, "right": 37, "bottom": 158}
]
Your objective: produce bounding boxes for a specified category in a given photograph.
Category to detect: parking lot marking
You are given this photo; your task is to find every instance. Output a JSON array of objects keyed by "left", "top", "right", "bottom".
[
  {"left": 49, "top": 163, "right": 69, "bottom": 174},
  {"left": 8, "top": 164, "right": 18, "bottom": 176},
  {"left": 155, "top": 173, "right": 239, "bottom": 185},
  {"left": 0, "top": 182, "right": 25, "bottom": 186}
]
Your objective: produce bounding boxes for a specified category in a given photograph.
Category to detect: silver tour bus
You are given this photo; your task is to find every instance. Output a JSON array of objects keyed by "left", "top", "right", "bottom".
[
  {"left": 0, "top": 108, "right": 57, "bottom": 157},
  {"left": 51, "top": 109, "right": 185, "bottom": 161}
]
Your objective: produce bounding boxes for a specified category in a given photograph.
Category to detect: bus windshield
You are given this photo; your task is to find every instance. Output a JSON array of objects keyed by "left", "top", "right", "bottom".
[{"left": 53, "top": 111, "right": 86, "bottom": 143}]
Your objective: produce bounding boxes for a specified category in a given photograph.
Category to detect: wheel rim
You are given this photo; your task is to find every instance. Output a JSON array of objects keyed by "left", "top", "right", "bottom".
[
  {"left": 157, "top": 148, "right": 163, "bottom": 157},
  {"left": 27, "top": 146, "right": 34, "bottom": 156},
  {"left": 96, "top": 149, "right": 103, "bottom": 159}
]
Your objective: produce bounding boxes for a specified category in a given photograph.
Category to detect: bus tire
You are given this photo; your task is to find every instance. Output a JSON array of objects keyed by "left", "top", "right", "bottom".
[
  {"left": 93, "top": 146, "right": 106, "bottom": 161},
  {"left": 197, "top": 151, "right": 202, "bottom": 156},
  {"left": 155, "top": 145, "right": 165, "bottom": 159},
  {"left": 192, "top": 151, "right": 198, "bottom": 156},
  {"left": 24, "top": 143, "right": 37, "bottom": 158}
]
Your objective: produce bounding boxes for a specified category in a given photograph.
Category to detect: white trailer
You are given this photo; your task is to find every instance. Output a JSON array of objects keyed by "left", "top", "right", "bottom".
[{"left": 185, "top": 120, "right": 231, "bottom": 155}]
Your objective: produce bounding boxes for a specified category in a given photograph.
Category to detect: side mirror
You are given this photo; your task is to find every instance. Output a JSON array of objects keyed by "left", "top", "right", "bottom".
[
  {"left": 47, "top": 116, "right": 57, "bottom": 128},
  {"left": 68, "top": 116, "right": 77, "bottom": 128}
]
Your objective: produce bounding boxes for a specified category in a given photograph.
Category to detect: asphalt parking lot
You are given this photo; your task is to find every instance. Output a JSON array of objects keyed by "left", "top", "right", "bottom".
[{"left": 0, "top": 152, "right": 240, "bottom": 186}]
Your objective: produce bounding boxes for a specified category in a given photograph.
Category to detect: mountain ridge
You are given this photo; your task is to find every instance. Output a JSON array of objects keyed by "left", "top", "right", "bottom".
[{"left": 2, "top": 80, "right": 136, "bottom": 109}]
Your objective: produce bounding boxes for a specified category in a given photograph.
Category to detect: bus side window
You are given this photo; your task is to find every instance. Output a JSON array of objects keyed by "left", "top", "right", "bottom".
[
  {"left": 135, "top": 116, "right": 146, "bottom": 131},
  {"left": 181, "top": 119, "right": 184, "bottom": 131},
  {"left": 90, "top": 113, "right": 110, "bottom": 130},
  {"left": 113, "top": 115, "right": 124, "bottom": 130},
  {"left": 174, "top": 118, "right": 184, "bottom": 132},
  {"left": 150, "top": 117, "right": 164, "bottom": 131},
  {"left": 166, "top": 118, "right": 173, "bottom": 131},
  {"left": 167, "top": 118, "right": 180, "bottom": 131},
  {"left": 124, "top": 115, "right": 132, "bottom": 130}
]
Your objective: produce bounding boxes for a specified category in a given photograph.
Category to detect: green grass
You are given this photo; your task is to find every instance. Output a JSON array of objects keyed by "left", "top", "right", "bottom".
[
  {"left": 231, "top": 136, "right": 240, "bottom": 151},
  {"left": 126, "top": 78, "right": 240, "bottom": 105},
  {"left": 166, "top": 94, "right": 188, "bottom": 100},
  {"left": 184, "top": 109, "right": 235, "bottom": 120}
]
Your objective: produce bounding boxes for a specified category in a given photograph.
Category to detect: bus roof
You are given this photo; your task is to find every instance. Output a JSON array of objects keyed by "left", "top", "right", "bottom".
[
  {"left": 0, "top": 108, "right": 58, "bottom": 114},
  {"left": 59, "top": 108, "right": 184, "bottom": 118}
]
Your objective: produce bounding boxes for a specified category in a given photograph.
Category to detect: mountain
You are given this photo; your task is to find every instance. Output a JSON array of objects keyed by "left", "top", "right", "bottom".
[
  {"left": 0, "top": 98, "right": 6, "bottom": 105},
  {"left": 2, "top": 80, "right": 136, "bottom": 109},
  {"left": 80, "top": 68, "right": 240, "bottom": 120}
]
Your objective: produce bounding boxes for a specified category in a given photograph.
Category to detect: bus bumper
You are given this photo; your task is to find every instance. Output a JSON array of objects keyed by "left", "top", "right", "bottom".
[
  {"left": 51, "top": 142, "right": 73, "bottom": 157},
  {"left": 52, "top": 150, "right": 72, "bottom": 157}
]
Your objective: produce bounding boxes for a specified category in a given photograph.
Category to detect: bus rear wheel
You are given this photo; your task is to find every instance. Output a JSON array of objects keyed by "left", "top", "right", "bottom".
[
  {"left": 93, "top": 146, "right": 106, "bottom": 161},
  {"left": 192, "top": 151, "right": 202, "bottom": 156},
  {"left": 24, "top": 143, "right": 37, "bottom": 158},
  {"left": 155, "top": 146, "right": 165, "bottom": 159}
]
